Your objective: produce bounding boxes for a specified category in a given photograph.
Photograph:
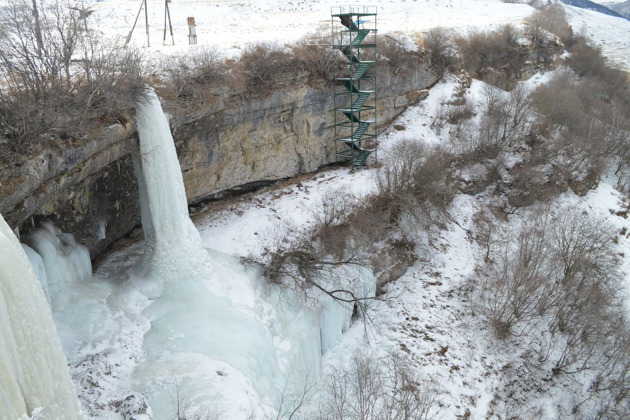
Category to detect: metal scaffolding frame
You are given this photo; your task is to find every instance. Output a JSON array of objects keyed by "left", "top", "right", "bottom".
[{"left": 331, "top": 5, "right": 378, "bottom": 168}]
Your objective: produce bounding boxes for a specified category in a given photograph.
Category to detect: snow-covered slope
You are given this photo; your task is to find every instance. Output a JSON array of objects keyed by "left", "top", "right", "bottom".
[
  {"left": 193, "top": 67, "right": 630, "bottom": 418},
  {"left": 563, "top": 4, "right": 630, "bottom": 69}
]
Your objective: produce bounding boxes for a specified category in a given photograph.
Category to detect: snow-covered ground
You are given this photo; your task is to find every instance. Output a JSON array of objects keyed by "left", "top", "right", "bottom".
[
  {"left": 82, "top": 0, "right": 630, "bottom": 69},
  {"left": 87, "top": 0, "right": 533, "bottom": 58},
  {"left": 188, "top": 71, "right": 630, "bottom": 418},
  {"left": 564, "top": 5, "right": 630, "bottom": 69}
]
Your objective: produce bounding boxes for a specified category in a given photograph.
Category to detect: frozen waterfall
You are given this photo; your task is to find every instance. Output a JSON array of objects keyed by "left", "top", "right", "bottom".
[
  {"left": 7, "top": 88, "right": 376, "bottom": 419},
  {"left": 130, "top": 95, "right": 284, "bottom": 410},
  {"left": 24, "top": 222, "right": 92, "bottom": 311},
  {"left": 0, "top": 214, "right": 82, "bottom": 419},
  {"left": 129, "top": 88, "right": 377, "bottom": 417},
  {"left": 131, "top": 89, "right": 287, "bottom": 414},
  {"left": 132, "top": 89, "right": 209, "bottom": 286}
]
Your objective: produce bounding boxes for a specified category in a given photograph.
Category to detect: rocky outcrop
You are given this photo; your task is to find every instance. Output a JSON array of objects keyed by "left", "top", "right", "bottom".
[
  {"left": 0, "top": 64, "right": 437, "bottom": 257},
  {"left": 174, "top": 64, "right": 437, "bottom": 204},
  {"left": 0, "top": 123, "right": 139, "bottom": 256}
]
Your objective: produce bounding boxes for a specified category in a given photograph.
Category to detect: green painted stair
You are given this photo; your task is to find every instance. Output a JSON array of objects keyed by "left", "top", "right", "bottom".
[
  {"left": 350, "top": 62, "right": 371, "bottom": 80},
  {"left": 332, "top": 8, "right": 377, "bottom": 169},
  {"left": 351, "top": 29, "right": 371, "bottom": 45},
  {"left": 338, "top": 91, "right": 372, "bottom": 113},
  {"left": 352, "top": 148, "right": 372, "bottom": 167}
]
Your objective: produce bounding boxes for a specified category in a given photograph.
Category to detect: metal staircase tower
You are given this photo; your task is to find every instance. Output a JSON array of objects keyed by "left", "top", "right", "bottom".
[{"left": 331, "top": 6, "right": 377, "bottom": 168}]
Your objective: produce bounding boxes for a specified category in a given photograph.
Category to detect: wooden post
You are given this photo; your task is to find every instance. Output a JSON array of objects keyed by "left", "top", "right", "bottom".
[
  {"left": 144, "top": 0, "right": 150, "bottom": 47},
  {"left": 125, "top": 0, "right": 149, "bottom": 47}
]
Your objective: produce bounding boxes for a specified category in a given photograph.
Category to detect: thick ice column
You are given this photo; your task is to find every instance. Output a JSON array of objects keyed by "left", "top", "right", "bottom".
[
  {"left": 0, "top": 214, "right": 82, "bottom": 419},
  {"left": 132, "top": 88, "right": 208, "bottom": 282},
  {"left": 131, "top": 90, "right": 285, "bottom": 412}
]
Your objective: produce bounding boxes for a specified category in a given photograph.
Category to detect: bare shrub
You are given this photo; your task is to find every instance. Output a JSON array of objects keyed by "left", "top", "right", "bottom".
[
  {"left": 447, "top": 85, "right": 533, "bottom": 170},
  {"left": 255, "top": 219, "right": 374, "bottom": 318},
  {"left": 308, "top": 189, "right": 392, "bottom": 263},
  {"left": 532, "top": 71, "right": 611, "bottom": 190},
  {"left": 379, "top": 34, "right": 424, "bottom": 76},
  {"left": 540, "top": 211, "right": 621, "bottom": 374},
  {"left": 525, "top": 3, "right": 572, "bottom": 45},
  {"left": 421, "top": 27, "right": 457, "bottom": 74},
  {"left": 474, "top": 207, "right": 627, "bottom": 379},
  {"left": 375, "top": 141, "right": 456, "bottom": 226},
  {"left": 447, "top": 102, "right": 476, "bottom": 125},
  {"left": 555, "top": 37, "right": 630, "bottom": 189},
  {"left": 380, "top": 355, "right": 440, "bottom": 420},
  {"left": 567, "top": 37, "right": 630, "bottom": 102},
  {"left": 291, "top": 41, "right": 342, "bottom": 82},
  {"left": 311, "top": 191, "right": 364, "bottom": 260},
  {"left": 170, "top": 378, "right": 223, "bottom": 420},
  {"left": 233, "top": 42, "right": 299, "bottom": 94},
  {"left": 479, "top": 83, "right": 534, "bottom": 146},
  {"left": 158, "top": 47, "right": 227, "bottom": 105},
  {"left": 476, "top": 211, "right": 552, "bottom": 338},
  {"left": 274, "top": 371, "right": 316, "bottom": 420},
  {"left": 610, "top": 106, "right": 630, "bottom": 183},
  {"left": 0, "top": 0, "right": 147, "bottom": 150},
  {"left": 532, "top": 70, "right": 583, "bottom": 129},
  {"left": 567, "top": 37, "right": 611, "bottom": 79},
  {"left": 592, "top": 331, "right": 630, "bottom": 417},
  {"left": 471, "top": 208, "right": 507, "bottom": 263},
  {"left": 317, "top": 352, "right": 439, "bottom": 420},
  {"left": 77, "top": 39, "right": 146, "bottom": 117},
  {"left": 253, "top": 185, "right": 399, "bottom": 315},
  {"left": 456, "top": 25, "right": 523, "bottom": 82},
  {"left": 346, "top": 353, "right": 382, "bottom": 419}
]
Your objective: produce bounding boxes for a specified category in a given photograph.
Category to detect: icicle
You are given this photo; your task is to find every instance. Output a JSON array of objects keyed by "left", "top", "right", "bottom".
[
  {"left": 0, "top": 213, "right": 82, "bottom": 419},
  {"left": 25, "top": 222, "right": 92, "bottom": 310}
]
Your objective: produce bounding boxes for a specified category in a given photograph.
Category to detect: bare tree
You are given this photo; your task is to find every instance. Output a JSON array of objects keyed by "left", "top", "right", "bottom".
[
  {"left": 374, "top": 141, "right": 456, "bottom": 227},
  {"left": 476, "top": 211, "right": 552, "bottom": 338},
  {"left": 0, "top": 0, "right": 146, "bottom": 149},
  {"left": 474, "top": 206, "right": 628, "bottom": 389},
  {"left": 422, "top": 27, "right": 456, "bottom": 74},
  {"left": 316, "top": 352, "right": 440, "bottom": 420}
]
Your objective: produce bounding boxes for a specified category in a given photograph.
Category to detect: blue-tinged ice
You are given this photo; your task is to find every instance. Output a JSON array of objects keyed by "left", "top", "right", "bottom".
[
  {"left": 14, "top": 88, "right": 376, "bottom": 419},
  {"left": 0, "top": 214, "right": 82, "bottom": 419}
]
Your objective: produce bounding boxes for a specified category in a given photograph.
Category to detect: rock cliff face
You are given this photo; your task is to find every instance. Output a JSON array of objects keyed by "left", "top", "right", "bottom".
[
  {"left": 0, "top": 123, "right": 139, "bottom": 257},
  {"left": 175, "top": 66, "right": 435, "bottom": 203},
  {"left": 0, "top": 64, "right": 437, "bottom": 257}
]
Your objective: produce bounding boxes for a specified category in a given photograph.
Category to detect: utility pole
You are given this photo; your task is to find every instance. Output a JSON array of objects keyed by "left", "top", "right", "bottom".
[
  {"left": 126, "top": 0, "right": 150, "bottom": 47},
  {"left": 144, "top": 0, "right": 150, "bottom": 47},
  {"left": 32, "top": 0, "right": 43, "bottom": 57},
  {"left": 163, "top": 0, "right": 174, "bottom": 45}
]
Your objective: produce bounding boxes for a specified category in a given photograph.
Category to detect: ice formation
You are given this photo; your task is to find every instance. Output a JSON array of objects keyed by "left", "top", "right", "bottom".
[
  {"left": 24, "top": 222, "right": 92, "bottom": 311},
  {"left": 130, "top": 90, "right": 376, "bottom": 415},
  {"left": 130, "top": 90, "right": 288, "bottom": 413},
  {"left": 0, "top": 214, "right": 82, "bottom": 419},
  {"left": 132, "top": 89, "right": 209, "bottom": 286},
  {"left": 9, "top": 89, "right": 375, "bottom": 418}
]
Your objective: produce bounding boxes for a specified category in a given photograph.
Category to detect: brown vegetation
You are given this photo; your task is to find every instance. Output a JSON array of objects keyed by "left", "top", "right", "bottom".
[{"left": 0, "top": 0, "right": 147, "bottom": 155}]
